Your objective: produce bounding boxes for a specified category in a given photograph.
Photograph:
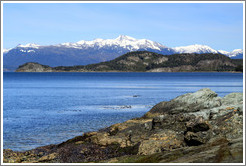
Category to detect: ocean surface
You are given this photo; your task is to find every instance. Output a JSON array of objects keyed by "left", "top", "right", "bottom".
[{"left": 3, "top": 72, "right": 243, "bottom": 151}]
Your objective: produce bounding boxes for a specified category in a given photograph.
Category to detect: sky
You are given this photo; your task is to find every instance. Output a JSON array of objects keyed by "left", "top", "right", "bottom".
[{"left": 3, "top": 2, "right": 244, "bottom": 52}]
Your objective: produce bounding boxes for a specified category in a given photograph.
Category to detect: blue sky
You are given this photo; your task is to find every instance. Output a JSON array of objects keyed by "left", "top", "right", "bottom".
[{"left": 3, "top": 3, "right": 244, "bottom": 51}]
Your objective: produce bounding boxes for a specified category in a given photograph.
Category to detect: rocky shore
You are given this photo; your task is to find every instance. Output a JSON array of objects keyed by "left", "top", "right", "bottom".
[{"left": 3, "top": 88, "right": 243, "bottom": 163}]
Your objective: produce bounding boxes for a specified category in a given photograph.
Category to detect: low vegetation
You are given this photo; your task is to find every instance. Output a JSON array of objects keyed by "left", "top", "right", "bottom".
[{"left": 16, "top": 51, "right": 243, "bottom": 72}]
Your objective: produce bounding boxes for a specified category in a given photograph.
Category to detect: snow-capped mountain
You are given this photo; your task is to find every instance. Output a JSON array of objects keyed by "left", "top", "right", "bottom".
[
  {"left": 16, "top": 43, "right": 41, "bottom": 49},
  {"left": 172, "top": 45, "right": 243, "bottom": 59},
  {"left": 3, "top": 35, "right": 243, "bottom": 71},
  {"left": 58, "top": 35, "right": 168, "bottom": 51},
  {"left": 3, "top": 48, "right": 12, "bottom": 54},
  {"left": 173, "top": 44, "right": 219, "bottom": 54},
  {"left": 218, "top": 50, "right": 229, "bottom": 55},
  {"left": 230, "top": 49, "right": 243, "bottom": 58},
  {"left": 218, "top": 49, "right": 243, "bottom": 59}
]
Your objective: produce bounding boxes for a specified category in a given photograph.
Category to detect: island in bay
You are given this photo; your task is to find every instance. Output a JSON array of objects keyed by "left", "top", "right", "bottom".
[{"left": 15, "top": 51, "right": 243, "bottom": 72}]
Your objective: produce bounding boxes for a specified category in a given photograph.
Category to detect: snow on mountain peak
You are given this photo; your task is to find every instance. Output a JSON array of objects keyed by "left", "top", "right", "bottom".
[
  {"left": 94, "top": 38, "right": 104, "bottom": 42},
  {"left": 3, "top": 48, "right": 11, "bottom": 53},
  {"left": 218, "top": 49, "right": 243, "bottom": 58},
  {"left": 173, "top": 44, "right": 218, "bottom": 54},
  {"left": 59, "top": 35, "right": 165, "bottom": 51},
  {"left": 16, "top": 43, "right": 40, "bottom": 49},
  {"left": 5, "top": 36, "right": 243, "bottom": 59},
  {"left": 228, "top": 49, "right": 243, "bottom": 58},
  {"left": 218, "top": 50, "right": 230, "bottom": 55},
  {"left": 76, "top": 40, "right": 86, "bottom": 45},
  {"left": 116, "top": 35, "right": 136, "bottom": 41},
  {"left": 231, "top": 49, "right": 243, "bottom": 54}
]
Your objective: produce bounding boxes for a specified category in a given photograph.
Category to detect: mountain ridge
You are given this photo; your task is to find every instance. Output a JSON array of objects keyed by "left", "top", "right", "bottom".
[
  {"left": 4, "top": 35, "right": 243, "bottom": 71},
  {"left": 4, "top": 35, "right": 242, "bottom": 56}
]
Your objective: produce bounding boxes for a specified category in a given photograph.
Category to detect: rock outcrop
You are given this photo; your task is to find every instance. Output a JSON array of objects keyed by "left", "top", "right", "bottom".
[{"left": 3, "top": 89, "right": 243, "bottom": 163}]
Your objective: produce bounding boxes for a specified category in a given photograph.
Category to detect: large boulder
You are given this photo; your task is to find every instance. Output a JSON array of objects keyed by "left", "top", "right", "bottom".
[
  {"left": 221, "top": 93, "right": 243, "bottom": 106},
  {"left": 146, "top": 88, "right": 222, "bottom": 116},
  {"left": 165, "top": 88, "right": 222, "bottom": 114}
]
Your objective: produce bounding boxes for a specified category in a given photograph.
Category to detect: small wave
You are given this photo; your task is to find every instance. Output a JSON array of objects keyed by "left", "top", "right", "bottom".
[
  {"left": 101, "top": 105, "right": 153, "bottom": 110},
  {"left": 56, "top": 104, "right": 153, "bottom": 114},
  {"left": 102, "top": 105, "right": 132, "bottom": 109}
]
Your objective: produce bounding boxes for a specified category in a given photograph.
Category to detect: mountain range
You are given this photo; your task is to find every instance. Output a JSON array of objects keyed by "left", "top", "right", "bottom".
[{"left": 3, "top": 35, "right": 243, "bottom": 71}]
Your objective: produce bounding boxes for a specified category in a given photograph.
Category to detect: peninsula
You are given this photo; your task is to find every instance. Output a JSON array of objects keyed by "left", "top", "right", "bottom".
[{"left": 15, "top": 51, "right": 243, "bottom": 72}]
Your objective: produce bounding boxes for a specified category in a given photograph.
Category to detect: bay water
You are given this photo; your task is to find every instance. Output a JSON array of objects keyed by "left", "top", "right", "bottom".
[{"left": 3, "top": 72, "right": 243, "bottom": 151}]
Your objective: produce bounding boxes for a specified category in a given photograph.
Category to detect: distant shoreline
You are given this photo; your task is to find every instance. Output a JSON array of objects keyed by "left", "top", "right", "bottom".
[
  {"left": 11, "top": 71, "right": 243, "bottom": 73},
  {"left": 13, "top": 52, "right": 243, "bottom": 73}
]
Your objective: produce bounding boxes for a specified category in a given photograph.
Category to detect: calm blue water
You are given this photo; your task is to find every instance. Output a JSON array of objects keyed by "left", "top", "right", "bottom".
[{"left": 3, "top": 72, "right": 243, "bottom": 151}]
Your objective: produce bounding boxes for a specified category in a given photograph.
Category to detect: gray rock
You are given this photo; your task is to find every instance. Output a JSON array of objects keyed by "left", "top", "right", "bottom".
[
  {"left": 149, "top": 88, "right": 222, "bottom": 115},
  {"left": 168, "top": 88, "right": 222, "bottom": 113},
  {"left": 222, "top": 93, "right": 243, "bottom": 106},
  {"left": 186, "top": 109, "right": 211, "bottom": 120}
]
